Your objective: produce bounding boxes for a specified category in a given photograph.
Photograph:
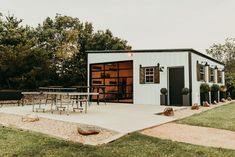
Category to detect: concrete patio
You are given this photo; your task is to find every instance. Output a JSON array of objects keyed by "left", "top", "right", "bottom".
[{"left": 0, "top": 103, "right": 185, "bottom": 133}]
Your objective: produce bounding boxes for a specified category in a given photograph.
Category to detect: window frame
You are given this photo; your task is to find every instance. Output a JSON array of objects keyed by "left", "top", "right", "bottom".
[
  {"left": 145, "top": 67, "right": 154, "bottom": 84},
  {"left": 210, "top": 68, "right": 214, "bottom": 82},
  {"left": 218, "top": 70, "right": 222, "bottom": 83},
  {"left": 199, "top": 64, "right": 205, "bottom": 81}
]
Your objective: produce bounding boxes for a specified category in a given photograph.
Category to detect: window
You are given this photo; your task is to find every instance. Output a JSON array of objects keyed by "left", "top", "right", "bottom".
[
  {"left": 145, "top": 68, "right": 154, "bottom": 83},
  {"left": 210, "top": 68, "right": 214, "bottom": 82},
  {"left": 199, "top": 65, "right": 205, "bottom": 81},
  {"left": 139, "top": 65, "right": 160, "bottom": 84},
  {"left": 218, "top": 70, "right": 222, "bottom": 83},
  {"left": 90, "top": 61, "right": 133, "bottom": 103},
  {"left": 197, "top": 61, "right": 206, "bottom": 81}
]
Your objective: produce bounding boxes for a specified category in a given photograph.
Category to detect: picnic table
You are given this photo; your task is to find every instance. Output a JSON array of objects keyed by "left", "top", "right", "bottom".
[
  {"left": 38, "top": 87, "right": 77, "bottom": 92},
  {"left": 22, "top": 91, "right": 99, "bottom": 114},
  {"left": 73, "top": 86, "right": 106, "bottom": 105}
]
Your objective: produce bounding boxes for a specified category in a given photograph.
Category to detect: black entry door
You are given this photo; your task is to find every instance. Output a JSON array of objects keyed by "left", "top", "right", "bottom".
[{"left": 169, "top": 67, "right": 184, "bottom": 106}]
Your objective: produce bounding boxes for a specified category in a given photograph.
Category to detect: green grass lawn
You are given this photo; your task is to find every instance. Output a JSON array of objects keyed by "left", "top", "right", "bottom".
[
  {"left": 1, "top": 127, "right": 235, "bottom": 157},
  {"left": 177, "top": 103, "right": 235, "bottom": 131}
]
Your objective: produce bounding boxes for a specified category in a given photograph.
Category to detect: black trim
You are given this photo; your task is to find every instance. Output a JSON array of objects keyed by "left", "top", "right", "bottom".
[
  {"left": 168, "top": 66, "right": 185, "bottom": 106},
  {"left": 188, "top": 52, "right": 192, "bottom": 106},
  {"left": 86, "top": 48, "right": 224, "bottom": 65}
]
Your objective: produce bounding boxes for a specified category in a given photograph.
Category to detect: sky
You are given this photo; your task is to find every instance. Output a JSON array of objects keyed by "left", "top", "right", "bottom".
[{"left": 1, "top": 0, "right": 235, "bottom": 53}]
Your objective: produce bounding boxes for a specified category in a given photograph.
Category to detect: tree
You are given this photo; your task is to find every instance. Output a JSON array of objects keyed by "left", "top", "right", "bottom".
[
  {"left": 206, "top": 38, "right": 235, "bottom": 98},
  {"left": 0, "top": 14, "right": 51, "bottom": 89},
  {"left": 0, "top": 13, "right": 131, "bottom": 89},
  {"left": 206, "top": 38, "right": 235, "bottom": 74},
  {"left": 36, "top": 15, "right": 131, "bottom": 86}
]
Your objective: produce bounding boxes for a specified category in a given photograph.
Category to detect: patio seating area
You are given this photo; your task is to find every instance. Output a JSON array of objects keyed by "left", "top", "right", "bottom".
[{"left": 0, "top": 103, "right": 185, "bottom": 133}]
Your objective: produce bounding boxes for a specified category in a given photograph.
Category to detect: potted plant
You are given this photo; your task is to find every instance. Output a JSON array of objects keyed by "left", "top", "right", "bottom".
[
  {"left": 210, "top": 84, "right": 219, "bottom": 104},
  {"left": 200, "top": 83, "right": 210, "bottom": 105},
  {"left": 219, "top": 85, "right": 227, "bottom": 101},
  {"left": 182, "top": 87, "right": 190, "bottom": 106},
  {"left": 160, "top": 88, "right": 168, "bottom": 105}
]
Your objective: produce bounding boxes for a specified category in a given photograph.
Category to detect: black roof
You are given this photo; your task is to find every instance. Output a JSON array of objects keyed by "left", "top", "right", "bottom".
[{"left": 86, "top": 48, "right": 224, "bottom": 65}]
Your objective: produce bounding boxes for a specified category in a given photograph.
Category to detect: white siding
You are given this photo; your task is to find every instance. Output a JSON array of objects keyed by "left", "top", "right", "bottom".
[
  {"left": 133, "top": 52, "right": 189, "bottom": 105},
  {"left": 191, "top": 53, "right": 225, "bottom": 104},
  {"left": 88, "top": 52, "right": 189, "bottom": 105},
  {"left": 88, "top": 51, "right": 224, "bottom": 105}
]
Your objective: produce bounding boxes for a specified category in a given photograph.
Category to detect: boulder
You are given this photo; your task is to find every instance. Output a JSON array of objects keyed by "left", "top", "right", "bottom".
[
  {"left": 228, "top": 97, "right": 232, "bottom": 101},
  {"left": 221, "top": 98, "right": 226, "bottom": 102},
  {"left": 163, "top": 107, "right": 174, "bottom": 116},
  {"left": 191, "top": 103, "right": 199, "bottom": 110},
  {"left": 203, "top": 101, "right": 210, "bottom": 107},
  {"left": 212, "top": 100, "right": 217, "bottom": 104},
  {"left": 77, "top": 127, "right": 100, "bottom": 136},
  {"left": 22, "top": 114, "right": 39, "bottom": 122}
]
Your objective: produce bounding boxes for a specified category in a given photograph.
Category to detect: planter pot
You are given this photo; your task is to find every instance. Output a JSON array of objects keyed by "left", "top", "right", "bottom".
[
  {"left": 219, "top": 91, "right": 226, "bottom": 101},
  {"left": 182, "top": 95, "right": 190, "bottom": 106},
  {"left": 211, "top": 91, "right": 219, "bottom": 103},
  {"left": 160, "top": 95, "right": 168, "bottom": 105},
  {"left": 200, "top": 93, "right": 209, "bottom": 105}
]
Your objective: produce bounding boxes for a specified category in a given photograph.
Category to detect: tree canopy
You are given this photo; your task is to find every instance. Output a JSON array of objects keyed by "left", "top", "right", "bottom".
[
  {"left": 206, "top": 38, "right": 235, "bottom": 98},
  {"left": 0, "top": 13, "right": 131, "bottom": 89}
]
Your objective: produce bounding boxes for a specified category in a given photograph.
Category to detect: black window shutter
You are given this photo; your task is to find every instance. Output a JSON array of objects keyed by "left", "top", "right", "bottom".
[
  {"left": 139, "top": 65, "right": 145, "bottom": 84},
  {"left": 208, "top": 67, "right": 211, "bottom": 82},
  {"left": 154, "top": 66, "right": 160, "bottom": 83},
  {"left": 197, "top": 63, "right": 200, "bottom": 81}
]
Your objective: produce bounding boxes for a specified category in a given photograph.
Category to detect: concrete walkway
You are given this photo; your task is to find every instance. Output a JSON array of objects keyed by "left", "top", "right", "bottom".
[
  {"left": 141, "top": 123, "right": 235, "bottom": 150},
  {"left": 0, "top": 103, "right": 185, "bottom": 133}
]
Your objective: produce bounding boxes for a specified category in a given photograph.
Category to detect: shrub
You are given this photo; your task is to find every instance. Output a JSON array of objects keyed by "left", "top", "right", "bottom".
[
  {"left": 200, "top": 83, "right": 210, "bottom": 93},
  {"left": 220, "top": 85, "right": 227, "bottom": 92},
  {"left": 210, "top": 84, "right": 219, "bottom": 92},
  {"left": 160, "top": 88, "right": 167, "bottom": 95},
  {"left": 182, "top": 88, "right": 189, "bottom": 95}
]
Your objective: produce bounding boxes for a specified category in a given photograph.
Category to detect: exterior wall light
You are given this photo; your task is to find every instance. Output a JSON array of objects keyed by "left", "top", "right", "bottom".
[
  {"left": 211, "top": 65, "right": 218, "bottom": 69},
  {"left": 157, "top": 63, "right": 164, "bottom": 72},
  {"left": 201, "top": 61, "right": 209, "bottom": 66},
  {"left": 128, "top": 52, "right": 133, "bottom": 57}
]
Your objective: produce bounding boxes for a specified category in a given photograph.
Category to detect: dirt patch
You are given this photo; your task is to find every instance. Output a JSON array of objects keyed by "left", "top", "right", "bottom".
[
  {"left": 141, "top": 101, "right": 235, "bottom": 150},
  {"left": 0, "top": 113, "right": 119, "bottom": 145},
  {"left": 141, "top": 122, "right": 235, "bottom": 150}
]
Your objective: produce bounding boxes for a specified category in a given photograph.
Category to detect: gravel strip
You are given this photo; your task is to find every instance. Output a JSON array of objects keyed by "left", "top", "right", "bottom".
[{"left": 0, "top": 113, "right": 119, "bottom": 145}]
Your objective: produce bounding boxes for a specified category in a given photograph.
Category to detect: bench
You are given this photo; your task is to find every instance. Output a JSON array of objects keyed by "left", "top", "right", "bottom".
[{"left": 0, "top": 90, "right": 23, "bottom": 107}]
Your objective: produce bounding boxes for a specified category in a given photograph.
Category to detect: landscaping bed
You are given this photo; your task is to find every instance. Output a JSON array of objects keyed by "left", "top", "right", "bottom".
[{"left": 0, "top": 113, "right": 118, "bottom": 145}]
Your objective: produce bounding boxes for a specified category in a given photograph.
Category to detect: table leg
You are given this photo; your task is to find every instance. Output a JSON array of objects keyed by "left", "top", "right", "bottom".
[
  {"left": 67, "top": 96, "right": 70, "bottom": 115},
  {"left": 85, "top": 96, "right": 88, "bottom": 113},
  {"left": 32, "top": 97, "right": 35, "bottom": 112},
  {"left": 97, "top": 94, "right": 99, "bottom": 105}
]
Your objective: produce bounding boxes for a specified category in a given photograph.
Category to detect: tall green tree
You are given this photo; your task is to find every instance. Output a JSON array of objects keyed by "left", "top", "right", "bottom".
[
  {"left": 36, "top": 15, "right": 131, "bottom": 86},
  {"left": 0, "top": 13, "right": 131, "bottom": 89},
  {"left": 0, "top": 14, "right": 51, "bottom": 89},
  {"left": 206, "top": 38, "right": 235, "bottom": 97},
  {"left": 206, "top": 38, "right": 235, "bottom": 74}
]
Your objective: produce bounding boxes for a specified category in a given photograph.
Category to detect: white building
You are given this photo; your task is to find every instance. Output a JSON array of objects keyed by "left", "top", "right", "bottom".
[{"left": 87, "top": 49, "right": 225, "bottom": 106}]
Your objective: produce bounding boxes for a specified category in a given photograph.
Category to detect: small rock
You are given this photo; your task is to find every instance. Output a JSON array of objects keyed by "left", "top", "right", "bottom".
[
  {"left": 77, "top": 127, "right": 99, "bottom": 136},
  {"left": 212, "top": 100, "right": 217, "bottom": 104},
  {"left": 22, "top": 114, "right": 39, "bottom": 122},
  {"left": 221, "top": 98, "right": 226, "bottom": 102},
  {"left": 203, "top": 101, "right": 210, "bottom": 107},
  {"left": 191, "top": 103, "right": 199, "bottom": 110},
  {"left": 163, "top": 107, "right": 174, "bottom": 116}
]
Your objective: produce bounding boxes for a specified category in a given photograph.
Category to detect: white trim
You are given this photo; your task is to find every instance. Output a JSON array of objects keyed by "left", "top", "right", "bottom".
[{"left": 145, "top": 67, "right": 154, "bottom": 84}]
